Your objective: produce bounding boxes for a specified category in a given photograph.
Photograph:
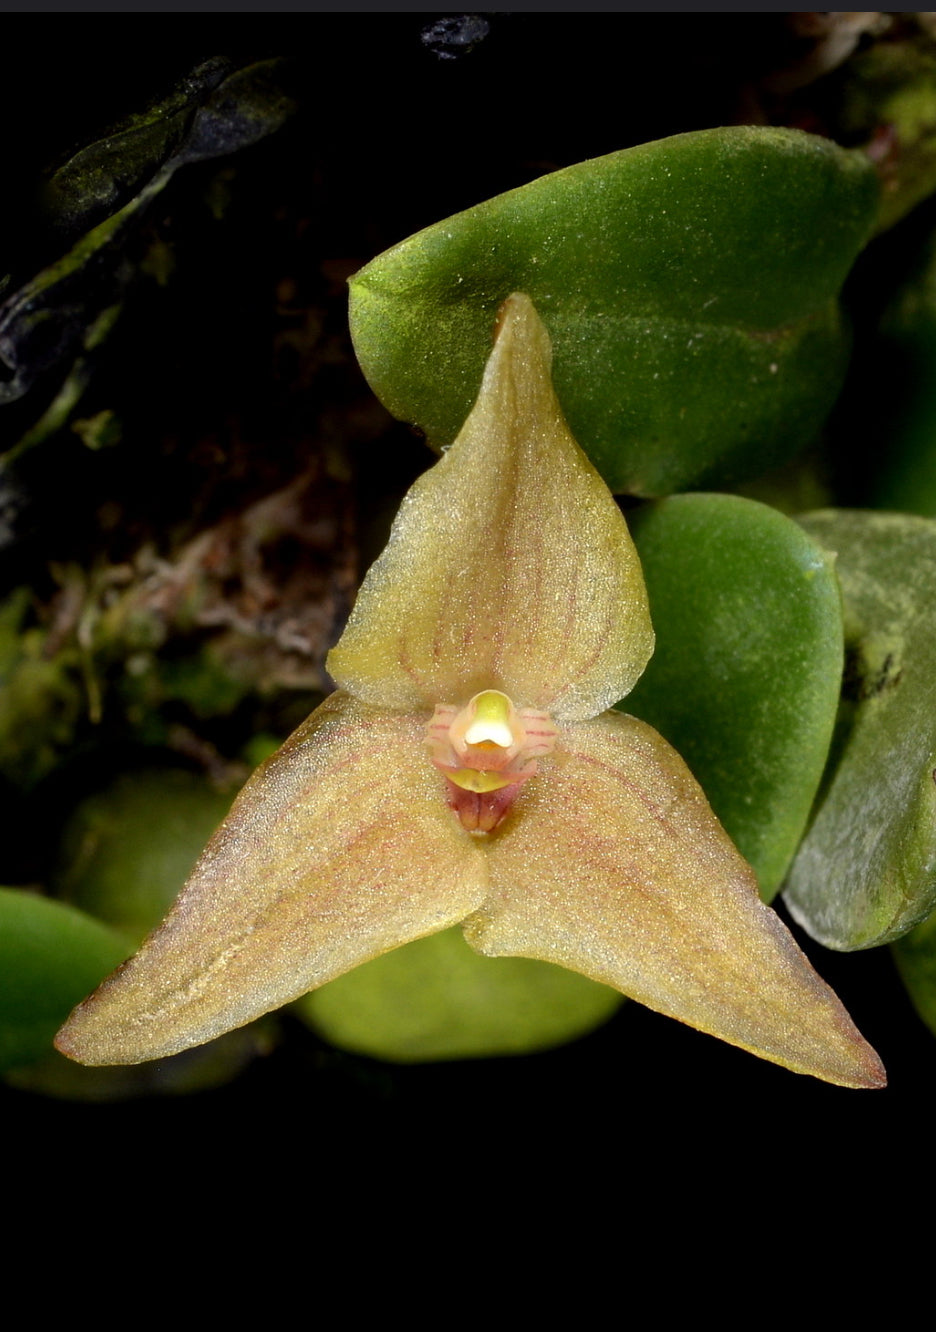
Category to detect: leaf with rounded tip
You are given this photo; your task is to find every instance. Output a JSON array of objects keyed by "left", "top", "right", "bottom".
[
  {"left": 624, "top": 494, "right": 844, "bottom": 901},
  {"left": 785, "top": 510, "right": 936, "bottom": 950},
  {"left": 329, "top": 293, "right": 653, "bottom": 720},
  {"left": 0, "top": 888, "right": 130, "bottom": 1073},
  {"left": 350, "top": 126, "right": 878, "bottom": 495},
  {"left": 56, "top": 692, "right": 488, "bottom": 1066},
  {"left": 465, "top": 711, "right": 885, "bottom": 1089},
  {"left": 297, "top": 925, "right": 622, "bottom": 1063}
]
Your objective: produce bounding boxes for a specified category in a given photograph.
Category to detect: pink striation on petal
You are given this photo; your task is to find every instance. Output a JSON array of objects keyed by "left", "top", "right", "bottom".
[
  {"left": 463, "top": 710, "right": 886, "bottom": 1089},
  {"left": 56, "top": 692, "right": 487, "bottom": 1065},
  {"left": 327, "top": 293, "right": 654, "bottom": 720}
]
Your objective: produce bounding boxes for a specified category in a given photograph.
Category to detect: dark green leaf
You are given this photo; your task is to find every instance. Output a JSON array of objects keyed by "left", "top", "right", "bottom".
[
  {"left": 350, "top": 126, "right": 878, "bottom": 494},
  {"left": 5, "top": 1026, "right": 272, "bottom": 1102},
  {"left": 625, "top": 494, "right": 843, "bottom": 899},
  {"left": 824, "top": 28, "right": 936, "bottom": 232},
  {"left": 863, "top": 228, "right": 936, "bottom": 515},
  {"left": 784, "top": 510, "right": 936, "bottom": 949},
  {"left": 892, "top": 909, "right": 936, "bottom": 1039}
]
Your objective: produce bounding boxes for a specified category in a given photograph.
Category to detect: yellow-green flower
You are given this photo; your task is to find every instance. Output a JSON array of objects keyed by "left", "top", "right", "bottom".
[{"left": 56, "top": 294, "right": 884, "bottom": 1089}]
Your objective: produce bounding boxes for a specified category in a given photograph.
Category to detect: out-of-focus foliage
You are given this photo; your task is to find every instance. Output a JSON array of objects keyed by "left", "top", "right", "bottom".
[
  {"left": 893, "top": 906, "right": 936, "bottom": 1039},
  {"left": 0, "top": 57, "right": 295, "bottom": 429},
  {"left": 0, "top": 588, "right": 82, "bottom": 788},
  {"left": 861, "top": 228, "right": 936, "bottom": 515},
  {"left": 0, "top": 460, "right": 350, "bottom": 788},
  {"left": 54, "top": 768, "right": 237, "bottom": 941},
  {"left": 296, "top": 926, "right": 623, "bottom": 1063},
  {"left": 822, "top": 14, "right": 936, "bottom": 232},
  {"left": 5, "top": 1023, "right": 273, "bottom": 1103}
]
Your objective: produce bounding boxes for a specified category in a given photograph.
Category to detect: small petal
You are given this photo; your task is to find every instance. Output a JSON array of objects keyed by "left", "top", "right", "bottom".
[
  {"left": 328, "top": 293, "right": 654, "bottom": 720},
  {"left": 464, "top": 710, "right": 885, "bottom": 1089},
  {"left": 56, "top": 692, "right": 488, "bottom": 1065}
]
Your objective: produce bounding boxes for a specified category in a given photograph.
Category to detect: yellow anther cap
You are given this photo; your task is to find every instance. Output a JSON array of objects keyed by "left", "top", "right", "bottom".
[{"left": 463, "top": 690, "right": 516, "bottom": 748}]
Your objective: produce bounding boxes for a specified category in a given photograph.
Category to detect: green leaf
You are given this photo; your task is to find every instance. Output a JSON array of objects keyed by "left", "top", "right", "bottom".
[
  {"left": 4, "top": 1026, "right": 273, "bottom": 1102},
  {"left": 54, "top": 768, "right": 237, "bottom": 942},
  {"left": 0, "top": 888, "right": 129, "bottom": 1072},
  {"left": 784, "top": 510, "right": 936, "bottom": 949},
  {"left": 624, "top": 494, "right": 843, "bottom": 900},
  {"left": 350, "top": 126, "right": 878, "bottom": 495},
  {"left": 863, "top": 228, "right": 936, "bottom": 516},
  {"left": 892, "top": 909, "right": 936, "bottom": 1039},
  {"left": 296, "top": 926, "right": 622, "bottom": 1063}
]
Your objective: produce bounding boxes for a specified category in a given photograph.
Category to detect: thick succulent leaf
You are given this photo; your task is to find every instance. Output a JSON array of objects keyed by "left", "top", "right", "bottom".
[
  {"left": 0, "top": 888, "right": 129, "bottom": 1073},
  {"left": 625, "top": 494, "right": 843, "bottom": 900},
  {"left": 350, "top": 126, "right": 878, "bottom": 495},
  {"left": 464, "top": 711, "right": 884, "bottom": 1088},
  {"left": 328, "top": 294, "right": 653, "bottom": 720},
  {"left": 785, "top": 510, "right": 936, "bottom": 950},
  {"left": 892, "top": 908, "right": 936, "bottom": 1039},
  {"left": 298, "top": 925, "right": 622, "bottom": 1062},
  {"left": 56, "top": 692, "right": 488, "bottom": 1065}
]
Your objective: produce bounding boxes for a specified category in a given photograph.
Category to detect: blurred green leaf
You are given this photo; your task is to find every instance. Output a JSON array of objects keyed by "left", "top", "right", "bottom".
[
  {"left": 784, "top": 510, "right": 936, "bottom": 949},
  {"left": 863, "top": 228, "right": 936, "bottom": 515},
  {"left": 892, "top": 908, "right": 936, "bottom": 1039},
  {"left": 624, "top": 494, "right": 843, "bottom": 899},
  {"left": 0, "top": 887, "right": 129, "bottom": 1072},
  {"left": 54, "top": 768, "right": 237, "bottom": 942},
  {"left": 828, "top": 23, "right": 936, "bottom": 232},
  {"left": 350, "top": 126, "right": 878, "bottom": 494},
  {"left": 296, "top": 926, "right": 622, "bottom": 1063},
  {"left": 5, "top": 1025, "right": 273, "bottom": 1102}
]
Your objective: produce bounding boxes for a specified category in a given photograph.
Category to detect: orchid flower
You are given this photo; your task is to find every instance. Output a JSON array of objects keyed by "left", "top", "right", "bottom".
[{"left": 56, "top": 294, "right": 885, "bottom": 1089}]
